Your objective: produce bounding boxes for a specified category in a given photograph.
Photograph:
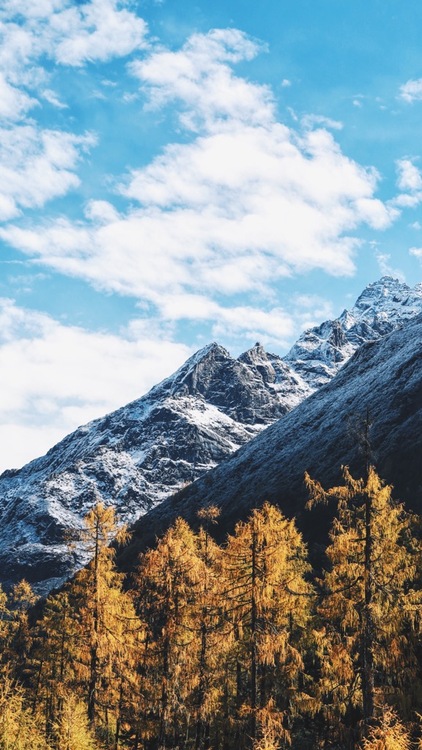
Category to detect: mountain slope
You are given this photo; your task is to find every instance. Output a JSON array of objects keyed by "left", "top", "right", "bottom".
[
  {"left": 285, "top": 275, "right": 422, "bottom": 388},
  {"left": 120, "top": 312, "right": 422, "bottom": 570},
  {"left": 0, "top": 342, "right": 307, "bottom": 591},
  {"left": 0, "top": 276, "right": 421, "bottom": 592}
]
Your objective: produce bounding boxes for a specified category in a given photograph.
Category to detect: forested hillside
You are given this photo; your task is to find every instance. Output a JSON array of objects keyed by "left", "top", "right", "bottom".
[{"left": 0, "top": 466, "right": 420, "bottom": 750}]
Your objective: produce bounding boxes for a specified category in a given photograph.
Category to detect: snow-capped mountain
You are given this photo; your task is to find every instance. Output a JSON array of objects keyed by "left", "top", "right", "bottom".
[
  {"left": 285, "top": 275, "right": 422, "bottom": 388},
  {"left": 121, "top": 311, "right": 422, "bottom": 570},
  {"left": 0, "top": 276, "right": 421, "bottom": 592},
  {"left": 0, "top": 342, "right": 307, "bottom": 591}
]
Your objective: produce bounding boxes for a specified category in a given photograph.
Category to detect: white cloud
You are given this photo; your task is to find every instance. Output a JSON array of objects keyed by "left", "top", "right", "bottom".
[
  {"left": 0, "top": 1, "right": 148, "bottom": 75},
  {"left": 41, "top": 88, "right": 68, "bottom": 108},
  {"left": 0, "top": 72, "right": 36, "bottom": 120},
  {"left": 0, "top": 125, "right": 95, "bottom": 220},
  {"left": 391, "top": 158, "right": 422, "bottom": 210},
  {"left": 0, "top": 298, "right": 191, "bottom": 472},
  {"left": 1, "top": 123, "right": 395, "bottom": 297},
  {"left": 50, "top": 0, "right": 148, "bottom": 67},
  {"left": 158, "top": 293, "right": 294, "bottom": 346},
  {"left": 399, "top": 78, "right": 422, "bottom": 103},
  {"left": 409, "top": 246, "right": 422, "bottom": 261},
  {"left": 1, "top": 29, "right": 396, "bottom": 317},
  {"left": 281, "top": 78, "right": 291, "bottom": 88},
  {"left": 396, "top": 158, "right": 422, "bottom": 191},
  {"left": 130, "top": 28, "right": 274, "bottom": 131},
  {"left": 0, "top": 1, "right": 149, "bottom": 227},
  {"left": 301, "top": 113, "right": 343, "bottom": 131},
  {"left": 292, "top": 294, "right": 334, "bottom": 330}
]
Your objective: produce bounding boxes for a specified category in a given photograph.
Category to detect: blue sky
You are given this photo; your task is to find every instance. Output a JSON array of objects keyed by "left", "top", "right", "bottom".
[{"left": 1, "top": 0, "right": 422, "bottom": 471}]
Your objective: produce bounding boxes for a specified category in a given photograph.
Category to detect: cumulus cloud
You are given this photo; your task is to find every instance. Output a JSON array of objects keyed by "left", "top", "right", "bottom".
[
  {"left": 396, "top": 158, "right": 422, "bottom": 191},
  {"left": 0, "top": 0, "right": 148, "bottom": 76},
  {"left": 399, "top": 78, "right": 422, "bottom": 103},
  {"left": 130, "top": 28, "right": 274, "bottom": 131},
  {"left": 0, "top": 298, "right": 191, "bottom": 471},
  {"left": 391, "top": 158, "right": 422, "bottom": 209},
  {"left": 0, "top": 1, "right": 149, "bottom": 223},
  {"left": 0, "top": 126, "right": 95, "bottom": 220},
  {"left": 1, "top": 29, "right": 396, "bottom": 312}
]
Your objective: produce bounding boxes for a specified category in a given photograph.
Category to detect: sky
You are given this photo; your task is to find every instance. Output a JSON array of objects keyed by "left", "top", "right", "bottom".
[{"left": 1, "top": 0, "right": 422, "bottom": 472}]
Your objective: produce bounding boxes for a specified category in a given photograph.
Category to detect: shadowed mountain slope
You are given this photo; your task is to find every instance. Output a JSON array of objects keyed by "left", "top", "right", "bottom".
[{"left": 119, "top": 313, "right": 422, "bottom": 570}]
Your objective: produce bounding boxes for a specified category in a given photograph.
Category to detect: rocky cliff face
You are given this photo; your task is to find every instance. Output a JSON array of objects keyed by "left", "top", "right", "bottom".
[{"left": 0, "top": 276, "right": 421, "bottom": 592}]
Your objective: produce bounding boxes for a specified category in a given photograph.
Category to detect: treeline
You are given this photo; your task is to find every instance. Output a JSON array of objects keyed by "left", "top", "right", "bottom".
[{"left": 0, "top": 467, "right": 421, "bottom": 750}]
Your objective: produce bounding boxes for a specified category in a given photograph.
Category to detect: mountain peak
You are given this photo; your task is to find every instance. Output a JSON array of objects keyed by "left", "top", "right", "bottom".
[{"left": 284, "top": 276, "right": 422, "bottom": 389}]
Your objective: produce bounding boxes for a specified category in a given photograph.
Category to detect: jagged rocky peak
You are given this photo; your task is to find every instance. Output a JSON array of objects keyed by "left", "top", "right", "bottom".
[
  {"left": 164, "top": 342, "right": 233, "bottom": 397},
  {"left": 157, "top": 340, "right": 296, "bottom": 425},
  {"left": 284, "top": 276, "right": 422, "bottom": 389},
  {"left": 238, "top": 342, "right": 277, "bottom": 383},
  {"left": 352, "top": 275, "right": 422, "bottom": 317}
]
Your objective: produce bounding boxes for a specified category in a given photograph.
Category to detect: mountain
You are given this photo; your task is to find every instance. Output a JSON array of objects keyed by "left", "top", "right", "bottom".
[
  {"left": 120, "top": 311, "right": 422, "bottom": 572},
  {"left": 0, "top": 276, "right": 421, "bottom": 592},
  {"left": 0, "top": 342, "right": 306, "bottom": 592},
  {"left": 285, "top": 274, "right": 422, "bottom": 388}
]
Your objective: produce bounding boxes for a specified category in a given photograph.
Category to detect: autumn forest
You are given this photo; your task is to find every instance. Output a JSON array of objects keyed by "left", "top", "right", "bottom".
[{"left": 0, "top": 467, "right": 421, "bottom": 750}]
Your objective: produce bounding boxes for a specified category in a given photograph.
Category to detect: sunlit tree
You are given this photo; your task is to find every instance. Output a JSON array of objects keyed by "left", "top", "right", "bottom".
[{"left": 306, "top": 467, "right": 421, "bottom": 742}]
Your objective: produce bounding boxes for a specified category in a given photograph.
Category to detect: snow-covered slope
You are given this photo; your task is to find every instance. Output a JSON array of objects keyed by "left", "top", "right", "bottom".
[
  {"left": 122, "top": 311, "right": 422, "bottom": 569},
  {"left": 0, "top": 276, "right": 421, "bottom": 592},
  {"left": 0, "top": 342, "right": 307, "bottom": 591},
  {"left": 285, "top": 276, "right": 422, "bottom": 388}
]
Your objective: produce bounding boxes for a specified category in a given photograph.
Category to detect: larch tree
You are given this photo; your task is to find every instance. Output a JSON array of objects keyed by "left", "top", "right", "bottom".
[
  {"left": 30, "top": 590, "right": 79, "bottom": 736},
  {"left": 70, "top": 501, "right": 141, "bottom": 746},
  {"left": 191, "top": 506, "right": 223, "bottom": 750},
  {"left": 134, "top": 517, "right": 205, "bottom": 750},
  {"left": 220, "top": 503, "right": 316, "bottom": 750},
  {"left": 306, "top": 466, "right": 421, "bottom": 744}
]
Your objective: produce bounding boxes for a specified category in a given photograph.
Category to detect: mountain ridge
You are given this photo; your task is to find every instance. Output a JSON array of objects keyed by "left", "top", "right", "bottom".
[
  {"left": 0, "top": 276, "right": 421, "bottom": 592},
  {"left": 119, "top": 311, "right": 422, "bottom": 572}
]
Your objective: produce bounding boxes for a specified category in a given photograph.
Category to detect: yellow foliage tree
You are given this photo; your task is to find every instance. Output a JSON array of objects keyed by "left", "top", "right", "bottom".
[
  {"left": 69, "top": 501, "right": 141, "bottom": 746},
  {"left": 221, "top": 503, "right": 315, "bottom": 749},
  {"left": 306, "top": 467, "right": 421, "bottom": 743}
]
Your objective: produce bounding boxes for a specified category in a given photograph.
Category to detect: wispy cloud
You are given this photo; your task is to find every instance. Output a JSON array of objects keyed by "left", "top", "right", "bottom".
[
  {"left": 409, "top": 246, "right": 422, "bottom": 263},
  {"left": 375, "top": 250, "right": 405, "bottom": 282},
  {"left": 399, "top": 78, "right": 422, "bottom": 103}
]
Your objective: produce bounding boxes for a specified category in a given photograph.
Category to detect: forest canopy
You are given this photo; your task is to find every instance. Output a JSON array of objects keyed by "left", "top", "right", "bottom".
[{"left": 0, "top": 467, "right": 420, "bottom": 750}]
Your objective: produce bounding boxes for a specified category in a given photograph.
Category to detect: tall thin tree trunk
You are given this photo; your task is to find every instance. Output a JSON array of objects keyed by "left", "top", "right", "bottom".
[
  {"left": 88, "top": 515, "right": 100, "bottom": 725},
  {"left": 362, "top": 487, "right": 375, "bottom": 730},
  {"left": 250, "top": 525, "right": 257, "bottom": 745}
]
